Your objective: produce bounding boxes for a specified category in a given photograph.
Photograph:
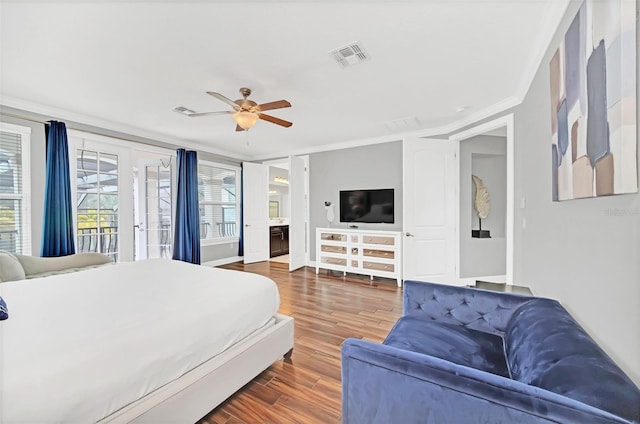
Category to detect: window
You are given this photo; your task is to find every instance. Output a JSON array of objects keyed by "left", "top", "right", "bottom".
[
  {"left": 198, "top": 162, "right": 240, "bottom": 243},
  {"left": 0, "top": 123, "right": 31, "bottom": 255}
]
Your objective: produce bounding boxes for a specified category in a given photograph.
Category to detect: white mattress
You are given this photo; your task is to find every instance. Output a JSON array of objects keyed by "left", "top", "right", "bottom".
[{"left": 0, "top": 259, "right": 280, "bottom": 423}]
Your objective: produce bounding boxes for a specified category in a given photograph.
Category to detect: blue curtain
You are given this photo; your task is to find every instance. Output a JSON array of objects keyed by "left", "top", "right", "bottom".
[
  {"left": 41, "top": 121, "right": 76, "bottom": 257},
  {"left": 238, "top": 165, "right": 244, "bottom": 256},
  {"left": 172, "top": 149, "right": 201, "bottom": 264}
]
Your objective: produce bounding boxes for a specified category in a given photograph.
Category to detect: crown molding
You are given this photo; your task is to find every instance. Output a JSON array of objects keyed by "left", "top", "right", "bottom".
[
  {"left": 0, "top": 95, "right": 250, "bottom": 161},
  {"left": 513, "top": 0, "right": 571, "bottom": 102},
  {"left": 248, "top": 94, "right": 522, "bottom": 161},
  {"left": 2, "top": 91, "right": 521, "bottom": 164}
]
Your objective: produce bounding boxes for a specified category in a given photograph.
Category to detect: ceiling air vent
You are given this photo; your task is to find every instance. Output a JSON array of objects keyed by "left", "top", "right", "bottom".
[
  {"left": 329, "top": 42, "right": 369, "bottom": 67},
  {"left": 173, "top": 106, "right": 196, "bottom": 116},
  {"left": 384, "top": 116, "right": 422, "bottom": 132}
]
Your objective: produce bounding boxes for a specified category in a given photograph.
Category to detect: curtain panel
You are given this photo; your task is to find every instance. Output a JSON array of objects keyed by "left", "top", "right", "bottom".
[
  {"left": 172, "top": 149, "right": 201, "bottom": 264},
  {"left": 41, "top": 121, "right": 75, "bottom": 257}
]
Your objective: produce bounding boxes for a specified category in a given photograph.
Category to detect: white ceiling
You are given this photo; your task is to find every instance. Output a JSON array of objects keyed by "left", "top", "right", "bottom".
[{"left": 0, "top": 0, "right": 569, "bottom": 160}]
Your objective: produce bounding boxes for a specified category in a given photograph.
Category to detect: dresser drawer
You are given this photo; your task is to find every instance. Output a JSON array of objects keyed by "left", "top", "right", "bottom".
[
  {"left": 321, "top": 256, "right": 347, "bottom": 267},
  {"left": 363, "top": 261, "right": 395, "bottom": 272},
  {"left": 362, "top": 235, "right": 395, "bottom": 245},
  {"left": 320, "top": 232, "right": 347, "bottom": 242},
  {"left": 363, "top": 248, "right": 395, "bottom": 259},
  {"left": 321, "top": 245, "right": 347, "bottom": 254}
]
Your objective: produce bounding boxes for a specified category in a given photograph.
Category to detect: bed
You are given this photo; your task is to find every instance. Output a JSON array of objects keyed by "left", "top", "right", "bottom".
[{"left": 0, "top": 259, "right": 294, "bottom": 423}]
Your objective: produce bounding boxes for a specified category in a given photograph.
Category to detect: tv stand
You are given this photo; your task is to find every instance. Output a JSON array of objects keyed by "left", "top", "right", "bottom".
[{"left": 315, "top": 228, "right": 402, "bottom": 287}]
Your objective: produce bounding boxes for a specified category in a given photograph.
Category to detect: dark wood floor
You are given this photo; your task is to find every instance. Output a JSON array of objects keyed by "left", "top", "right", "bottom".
[{"left": 199, "top": 262, "right": 403, "bottom": 424}]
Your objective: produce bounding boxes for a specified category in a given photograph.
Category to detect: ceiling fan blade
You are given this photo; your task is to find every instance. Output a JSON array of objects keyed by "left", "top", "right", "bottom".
[
  {"left": 235, "top": 124, "right": 244, "bottom": 132},
  {"left": 259, "top": 113, "right": 293, "bottom": 128},
  {"left": 257, "top": 100, "right": 291, "bottom": 112},
  {"left": 207, "top": 92, "right": 240, "bottom": 110},
  {"left": 186, "top": 111, "right": 233, "bottom": 117}
]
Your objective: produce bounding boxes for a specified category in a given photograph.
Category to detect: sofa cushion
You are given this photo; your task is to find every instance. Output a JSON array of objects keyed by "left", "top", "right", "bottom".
[
  {"left": 383, "top": 315, "right": 510, "bottom": 378},
  {"left": 505, "top": 298, "right": 640, "bottom": 422},
  {"left": 0, "top": 251, "right": 26, "bottom": 283}
]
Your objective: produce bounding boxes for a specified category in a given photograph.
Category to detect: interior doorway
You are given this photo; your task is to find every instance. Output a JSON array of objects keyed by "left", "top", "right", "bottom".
[
  {"left": 267, "top": 163, "right": 291, "bottom": 263},
  {"left": 449, "top": 114, "right": 515, "bottom": 285},
  {"left": 244, "top": 156, "right": 308, "bottom": 270}
]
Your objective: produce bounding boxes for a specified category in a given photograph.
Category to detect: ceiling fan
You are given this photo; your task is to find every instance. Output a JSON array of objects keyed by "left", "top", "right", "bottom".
[{"left": 176, "top": 87, "right": 292, "bottom": 131}]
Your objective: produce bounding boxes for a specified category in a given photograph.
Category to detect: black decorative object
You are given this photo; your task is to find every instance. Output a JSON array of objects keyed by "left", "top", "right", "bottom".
[{"left": 472, "top": 218, "right": 491, "bottom": 238}]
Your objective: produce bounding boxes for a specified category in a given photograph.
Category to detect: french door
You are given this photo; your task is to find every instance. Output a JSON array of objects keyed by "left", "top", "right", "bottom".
[
  {"left": 69, "top": 132, "right": 177, "bottom": 262},
  {"left": 134, "top": 155, "right": 174, "bottom": 260},
  {"left": 69, "top": 133, "right": 134, "bottom": 261}
]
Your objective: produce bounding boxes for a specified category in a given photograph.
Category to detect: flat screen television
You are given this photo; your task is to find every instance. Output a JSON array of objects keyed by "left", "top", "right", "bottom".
[{"left": 339, "top": 189, "right": 394, "bottom": 224}]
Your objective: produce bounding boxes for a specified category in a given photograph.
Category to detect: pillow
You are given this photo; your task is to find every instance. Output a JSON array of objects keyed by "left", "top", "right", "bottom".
[
  {"left": 0, "top": 251, "right": 26, "bottom": 283},
  {"left": 0, "top": 296, "right": 8, "bottom": 320}
]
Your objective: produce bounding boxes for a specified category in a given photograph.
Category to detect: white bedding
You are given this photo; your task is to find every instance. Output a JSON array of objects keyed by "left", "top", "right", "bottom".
[{"left": 0, "top": 259, "right": 280, "bottom": 423}]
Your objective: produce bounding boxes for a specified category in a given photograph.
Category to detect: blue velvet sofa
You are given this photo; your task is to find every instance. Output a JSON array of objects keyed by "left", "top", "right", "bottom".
[{"left": 342, "top": 281, "right": 640, "bottom": 423}]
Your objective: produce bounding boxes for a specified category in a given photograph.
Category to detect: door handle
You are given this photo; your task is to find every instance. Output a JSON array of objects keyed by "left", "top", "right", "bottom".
[{"left": 405, "top": 232, "right": 415, "bottom": 237}]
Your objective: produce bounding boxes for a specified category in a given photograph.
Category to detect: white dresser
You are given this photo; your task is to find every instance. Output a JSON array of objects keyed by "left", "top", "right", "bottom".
[{"left": 315, "top": 227, "right": 402, "bottom": 287}]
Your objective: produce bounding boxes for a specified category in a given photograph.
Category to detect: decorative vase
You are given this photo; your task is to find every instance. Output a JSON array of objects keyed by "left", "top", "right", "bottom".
[{"left": 326, "top": 204, "right": 335, "bottom": 227}]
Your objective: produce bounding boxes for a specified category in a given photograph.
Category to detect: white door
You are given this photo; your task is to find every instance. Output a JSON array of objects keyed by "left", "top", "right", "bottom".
[
  {"left": 242, "top": 162, "right": 269, "bottom": 264},
  {"left": 68, "top": 135, "right": 134, "bottom": 262},
  {"left": 288, "top": 155, "right": 306, "bottom": 271},
  {"left": 135, "top": 157, "right": 174, "bottom": 260},
  {"left": 403, "top": 137, "right": 457, "bottom": 283}
]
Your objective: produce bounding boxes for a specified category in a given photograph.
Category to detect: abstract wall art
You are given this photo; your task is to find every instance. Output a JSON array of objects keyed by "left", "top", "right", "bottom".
[{"left": 549, "top": 0, "right": 637, "bottom": 201}]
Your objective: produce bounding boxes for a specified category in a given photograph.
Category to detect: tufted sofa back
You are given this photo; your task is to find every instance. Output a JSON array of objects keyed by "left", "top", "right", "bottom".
[
  {"left": 403, "top": 280, "right": 533, "bottom": 336},
  {"left": 504, "top": 298, "right": 640, "bottom": 422},
  {"left": 0, "top": 251, "right": 112, "bottom": 282}
]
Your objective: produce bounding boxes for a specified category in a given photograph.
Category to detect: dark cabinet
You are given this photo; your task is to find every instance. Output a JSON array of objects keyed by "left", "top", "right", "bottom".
[{"left": 270, "top": 225, "right": 289, "bottom": 257}]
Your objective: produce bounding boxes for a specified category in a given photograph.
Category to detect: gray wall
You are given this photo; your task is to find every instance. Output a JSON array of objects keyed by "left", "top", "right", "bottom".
[
  {"left": 459, "top": 135, "right": 507, "bottom": 278},
  {"left": 1, "top": 106, "right": 241, "bottom": 262},
  {"left": 201, "top": 241, "right": 240, "bottom": 263},
  {"left": 510, "top": 1, "right": 640, "bottom": 384},
  {"left": 309, "top": 141, "right": 402, "bottom": 259}
]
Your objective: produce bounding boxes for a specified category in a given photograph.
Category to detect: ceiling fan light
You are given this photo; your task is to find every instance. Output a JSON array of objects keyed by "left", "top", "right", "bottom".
[{"left": 234, "top": 111, "right": 259, "bottom": 130}]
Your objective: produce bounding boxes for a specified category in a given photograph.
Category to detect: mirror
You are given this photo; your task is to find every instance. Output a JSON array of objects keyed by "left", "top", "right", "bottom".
[{"left": 269, "top": 200, "right": 279, "bottom": 218}]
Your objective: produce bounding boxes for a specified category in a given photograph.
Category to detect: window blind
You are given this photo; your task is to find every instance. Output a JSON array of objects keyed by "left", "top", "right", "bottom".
[
  {"left": 198, "top": 163, "right": 239, "bottom": 241},
  {"left": 0, "top": 129, "right": 30, "bottom": 254}
]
